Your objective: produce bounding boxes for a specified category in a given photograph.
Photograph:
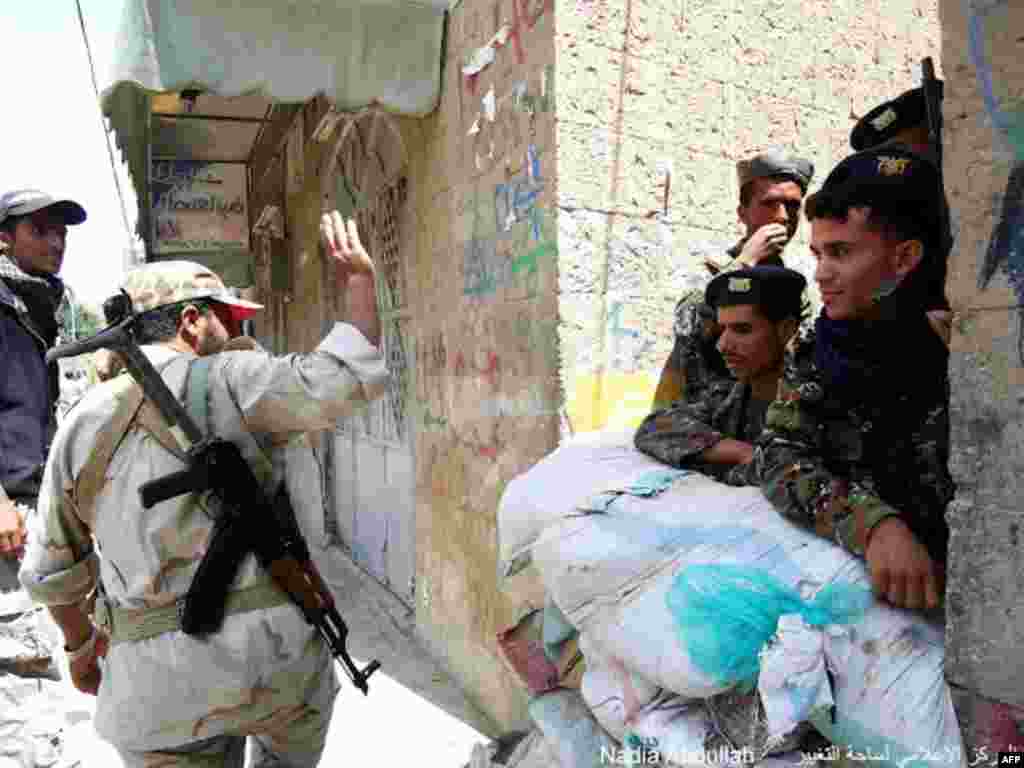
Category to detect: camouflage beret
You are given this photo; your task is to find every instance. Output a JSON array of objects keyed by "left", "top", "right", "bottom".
[
  {"left": 736, "top": 148, "right": 815, "bottom": 192},
  {"left": 850, "top": 83, "right": 942, "bottom": 151},
  {"left": 121, "top": 260, "right": 262, "bottom": 319},
  {"left": 706, "top": 265, "right": 806, "bottom": 319}
]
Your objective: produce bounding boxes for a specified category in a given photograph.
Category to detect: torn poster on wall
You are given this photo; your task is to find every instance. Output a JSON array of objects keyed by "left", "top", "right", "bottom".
[{"left": 151, "top": 160, "right": 249, "bottom": 254}]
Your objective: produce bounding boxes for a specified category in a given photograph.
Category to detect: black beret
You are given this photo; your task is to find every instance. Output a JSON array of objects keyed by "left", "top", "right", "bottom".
[
  {"left": 813, "top": 147, "right": 943, "bottom": 227},
  {"left": 706, "top": 266, "right": 807, "bottom": 319},
  {"left": 850, "top": 83, "right": 943, "bottom": 151}
]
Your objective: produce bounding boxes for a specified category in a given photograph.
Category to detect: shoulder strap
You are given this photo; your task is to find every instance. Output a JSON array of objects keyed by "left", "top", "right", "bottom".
[
  {"left": 74, "top": 376, "right": 146, "bottom": 526},
  {"left": 186, "top": 356, "right": 215, "bottom": 436},
  {"left": 184, "top": 354, "right": 275, "bottom": 485},
  {"left": 73, "top": 359, "right": 194, "bottom": 523}
]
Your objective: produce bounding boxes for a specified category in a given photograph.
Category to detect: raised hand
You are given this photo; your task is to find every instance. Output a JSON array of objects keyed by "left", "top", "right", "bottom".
[{"left": 320, "top": 211, "right": 375, "bottom": 280}]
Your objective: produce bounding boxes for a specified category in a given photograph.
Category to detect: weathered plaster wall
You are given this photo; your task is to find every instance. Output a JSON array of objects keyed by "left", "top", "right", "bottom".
[
  {"left": 940, "top": 0, "right": 1024, "bottom": 714},
  {"left": 400, "top": 0, "right": 561, "bottom": 734},
  {"left": 554, "top": 0, "right": 943, "bottom": 432}
]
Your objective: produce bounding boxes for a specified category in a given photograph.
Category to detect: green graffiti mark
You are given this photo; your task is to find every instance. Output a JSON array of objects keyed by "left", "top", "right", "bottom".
[
  {"left": 512, "top": 241, "right": 557, "bottom": 276},
  {"left": 411, "top": 399, "right": 449, "bottom": 430}
]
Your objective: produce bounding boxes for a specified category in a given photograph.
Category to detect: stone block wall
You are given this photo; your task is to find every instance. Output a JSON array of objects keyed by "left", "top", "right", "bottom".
[{"left": 554, "top": 0, "right": 943, "bottom": 431}]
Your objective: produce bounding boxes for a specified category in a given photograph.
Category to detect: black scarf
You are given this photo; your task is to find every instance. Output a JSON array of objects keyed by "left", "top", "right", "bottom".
[
  {"left": 813, "top": 286, "right": 949, "bottom": 413},
  {"left": 0, "top": 254, "right": 64, "bottom": 346}
]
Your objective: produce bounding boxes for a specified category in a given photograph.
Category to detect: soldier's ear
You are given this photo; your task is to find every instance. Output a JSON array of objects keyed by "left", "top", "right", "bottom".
[
  {"left": 776, "top": 316, "right": 799, "bottom": 347},
  {"left": 178, "top": 304, "right": 204, "bottom": 335},
  {"left": 890, "top": 238, "right": 923, "bottom": 279}
]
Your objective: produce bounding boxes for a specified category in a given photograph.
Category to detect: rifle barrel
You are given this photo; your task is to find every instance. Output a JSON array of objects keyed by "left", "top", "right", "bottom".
[{"left": 46, "top": 319, "right": 205, "bottom": 447}]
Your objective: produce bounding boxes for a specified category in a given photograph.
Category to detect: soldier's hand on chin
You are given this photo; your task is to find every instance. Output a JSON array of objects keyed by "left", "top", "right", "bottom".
[
  {"left": 866, "top": 517, "right": 943, "bottom": 611},
  {"left": 739, "top": 223, "right": 788, "bottom": 266}
]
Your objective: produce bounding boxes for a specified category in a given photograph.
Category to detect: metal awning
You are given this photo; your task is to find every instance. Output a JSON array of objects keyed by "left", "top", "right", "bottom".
[
  {"left": 100, "top": 0, "right": 449, "bottom": 116},
  {"left": 100, "top": 0, "right": 449, "bottom": 269}
]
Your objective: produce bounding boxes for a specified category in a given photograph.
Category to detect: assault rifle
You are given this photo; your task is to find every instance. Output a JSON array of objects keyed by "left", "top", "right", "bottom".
[
  {"left": 921, "top": 56, "right": 953, "bottom": 304},
  {"left": 46, "top": 291, "right": 380, "bottom": 694},
  {"left": 921, "top": 57, "right": 942, "bottom": 175}
]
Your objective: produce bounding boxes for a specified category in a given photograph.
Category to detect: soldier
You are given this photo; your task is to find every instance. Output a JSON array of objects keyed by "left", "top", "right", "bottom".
[
  {"left": 753, "top": 147, "right": 955, "bottom": 612},
  {"left": 19, "top": 212, "right": 387, "bottom": 766},
  {"left": 652, "top": 148, "right": 814, "bottom": 410},
  {"left": 635, "top": 266, "right": 806, "bottom": 484},
  {"left": 851, "top": 81, "right": 954, "bottom": 340}
]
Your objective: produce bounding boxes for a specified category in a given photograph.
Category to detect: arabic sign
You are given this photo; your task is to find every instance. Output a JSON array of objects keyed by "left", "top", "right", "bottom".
[{"left": 151, "top": 160, "right": 249, "bottom": 254}]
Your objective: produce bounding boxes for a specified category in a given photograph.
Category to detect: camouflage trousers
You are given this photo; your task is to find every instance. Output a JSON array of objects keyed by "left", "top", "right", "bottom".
[
  {"left": 1, "top": 504, "right": 73, "bottom": 768},
  {"left": 116, "top": 698, "right": 335, "bottom": 768}
]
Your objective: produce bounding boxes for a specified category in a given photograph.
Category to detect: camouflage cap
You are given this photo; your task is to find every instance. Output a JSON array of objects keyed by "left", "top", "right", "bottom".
[
  {"left": 736, "top": 148, "right": 815, "bottom": 192},
  {"left": 121, "top": 260, "right": 262, "bottom": 319}
]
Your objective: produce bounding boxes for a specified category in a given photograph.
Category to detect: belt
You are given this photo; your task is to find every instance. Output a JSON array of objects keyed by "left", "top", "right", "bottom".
[{"left": 94, "top": 582, "right": 292, "bottom": 645}]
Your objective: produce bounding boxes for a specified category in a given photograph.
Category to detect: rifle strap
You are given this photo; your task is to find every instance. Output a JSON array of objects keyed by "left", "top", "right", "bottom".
[
  {"left": 184, "top": 354, "right": 274, "bottom": 481},
  {"left": 74, "top": 366, "right": 190, "bottom": 526},
  {"left": 73, "top": 375, "right": 145, "bottom": 526},
  {"left": 187, "top": 356, "right": 213, "bottom": 435}
]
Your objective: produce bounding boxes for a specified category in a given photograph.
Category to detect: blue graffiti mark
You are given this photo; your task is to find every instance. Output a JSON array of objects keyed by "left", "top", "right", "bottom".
[
  {"left": 495, "top": 175, "right": 544, "bottom": 237},
  {"left": 463, "top": 146, "right": 555, "bottom": 297},
  {"left": 966, "top": 0, "right": 1024, "bottom": 161},
  {"left": 981, "top": 165, "right": 1024, "bottom": 295},
  {"left": 608, "top": 301, "right": 640, "bottom": 338}
]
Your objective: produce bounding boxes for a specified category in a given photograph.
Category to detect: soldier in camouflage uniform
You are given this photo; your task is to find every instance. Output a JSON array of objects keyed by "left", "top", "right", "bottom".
[
  {"left": 19, "top": 213, "right": 387, "bottom": 766},
  {"left": 636, "top": 266, "right": 806, "bottom": 484},
  {"left": 751, "top": 147, "right": 954, "bottom": 613},
  {"left": 652, "top": 148, "right": 815, "bottom": 410}
]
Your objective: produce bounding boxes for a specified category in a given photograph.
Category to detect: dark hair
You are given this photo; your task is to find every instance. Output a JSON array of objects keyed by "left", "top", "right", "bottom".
[
  {"left": 739, "top": 174, "right": 808, "bottom": 207},
  {"left": 804, "top": 187, "right": 945, "bottom": 307},
  {"left": 135, "top": 299, "right": 214, "bottom": 345},
  {"left": 804, "top": 189, "right": 938, "bottom": 248},
  {"left": 0, "top": 215, "right": 23, "bottom": 237}
]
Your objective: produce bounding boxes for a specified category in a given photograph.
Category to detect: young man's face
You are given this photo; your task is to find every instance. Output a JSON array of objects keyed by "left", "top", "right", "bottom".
[
  {"left": 737, "top": 178, "right": 804, "bottom": 242},
  {"left": 810, "top": 207, "right": 919, "bottom": 321},
  {"left": 0, "top": 209, "right": 68, "bottom": 276},
  {"left": 715, "top": 304, "right": 789, "bottom": 383}
]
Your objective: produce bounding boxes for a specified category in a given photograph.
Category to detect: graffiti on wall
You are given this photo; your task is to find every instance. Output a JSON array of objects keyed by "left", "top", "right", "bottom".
[
  {"left": 968, "top": 0, "right": 1024, "bottom": 362},
  {"left": 463, "top": 145, "right": 557, "bottom": 298}
]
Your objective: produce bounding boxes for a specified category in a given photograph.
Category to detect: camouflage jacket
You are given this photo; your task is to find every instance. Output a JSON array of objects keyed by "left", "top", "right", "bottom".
[
  {"left": 635, "top": 377, "right": 767, "bottom": 484},
  {"left": 750, "top": 328, "right": 954, "bottom": 563}
]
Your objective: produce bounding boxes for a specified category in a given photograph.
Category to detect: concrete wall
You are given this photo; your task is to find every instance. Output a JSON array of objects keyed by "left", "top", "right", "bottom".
[
  {"left": 940, "top": 0, "right": 1024, "bottom": 726},
  {"left": 554, "top": 0, "right": 943, "bottom": 432}
]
